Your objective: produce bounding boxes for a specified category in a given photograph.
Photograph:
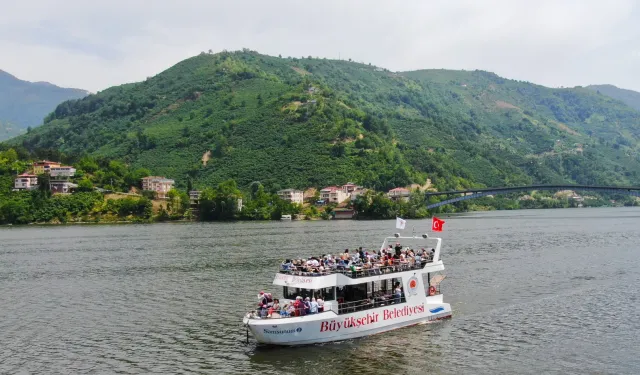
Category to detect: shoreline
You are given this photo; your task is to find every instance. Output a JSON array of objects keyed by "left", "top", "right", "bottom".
[{"left": 2, "top": 205, "right": 633, "bottom": 227}]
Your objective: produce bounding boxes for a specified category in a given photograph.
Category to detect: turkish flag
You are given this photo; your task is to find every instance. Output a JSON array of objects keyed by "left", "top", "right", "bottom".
[{"left": 432, "top": 217, "right": 445, "bottom": 232}]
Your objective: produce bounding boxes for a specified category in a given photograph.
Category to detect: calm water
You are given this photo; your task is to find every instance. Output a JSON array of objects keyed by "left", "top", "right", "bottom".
[{"left": 1, "top": 208, "right": 639, "bottom": 374}]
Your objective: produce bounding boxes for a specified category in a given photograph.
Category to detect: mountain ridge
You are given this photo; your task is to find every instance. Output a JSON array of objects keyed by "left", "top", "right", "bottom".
[
  {"left": 0, "top": 69, "right": 88, "bottom": 141},
  {"left": 6, "top": 50, "right": 640, "bottom": 191},
  {"left": 586, "top": 84, "right": 640, "bottom": 111}
]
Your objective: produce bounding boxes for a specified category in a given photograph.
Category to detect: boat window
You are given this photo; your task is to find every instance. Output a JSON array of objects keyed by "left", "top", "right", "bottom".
[
  {"left": 336, "top": 283, "right": 368, "bottom": 303},
  {"left": 283, "top": 287, "right": 335, "bottom": 301},
  {"left": 317, "top": 287, "right": 335, "bottom": 301},
  {"left": 283, "top": 286, "right": 313, "bottom": 300},
  {"left": 336, "top": 278, "right": 403, "bottom": 304},
  {"left": 336, "top": 278, "right": 407, "bottom": 314}
]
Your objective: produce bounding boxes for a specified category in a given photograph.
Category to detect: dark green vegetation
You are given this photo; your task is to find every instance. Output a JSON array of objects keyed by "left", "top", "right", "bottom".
[
  {"left": 8, "top": 50, "right": 640, "bottom": 195},
  {"left": 0, "top": 69, "right": 88, "bottom": 141},
  {"left": 0, "top": 147, "right": 153, "bottom": 224},
  {"left": 0, "top": 146, "right": 304, "bottom": 224},
  {"left": 587, "top": 84, "right": 640, "bottom": 111},
  {"left": 351, "top": 189, "right": 637, "bottom": 220},
  {"left": 197, "top": 180, "right": 301, "bottom": 221}
]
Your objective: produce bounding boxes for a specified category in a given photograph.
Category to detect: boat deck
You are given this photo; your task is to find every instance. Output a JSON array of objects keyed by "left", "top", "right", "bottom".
[{"left": 279, "top": 258, "right": 434, "bottom": 278}]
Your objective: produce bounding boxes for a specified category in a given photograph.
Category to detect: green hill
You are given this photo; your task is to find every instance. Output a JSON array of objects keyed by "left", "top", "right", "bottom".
[
  {"left": 0, "top": 69, "right": 88, "bottom": 141},
  {"left": 7, "top": 50, "right": 640, "bottom": 191},
  {"left": 587, "top": 84, "right": 640, "bottom": 111}
]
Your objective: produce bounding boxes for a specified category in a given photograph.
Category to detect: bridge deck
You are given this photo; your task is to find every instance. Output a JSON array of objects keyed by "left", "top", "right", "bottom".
[
  {"left": 425, "top": 184, "right": 640, "bottom": 197},
  {"left": 424, "top": 185, "right": 640, "bottom": 209}
]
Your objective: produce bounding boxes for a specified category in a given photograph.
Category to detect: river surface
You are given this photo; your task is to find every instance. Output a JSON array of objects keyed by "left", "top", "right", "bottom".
[{"left": 1, "top": 208, "right": 639, "bottom": 374}]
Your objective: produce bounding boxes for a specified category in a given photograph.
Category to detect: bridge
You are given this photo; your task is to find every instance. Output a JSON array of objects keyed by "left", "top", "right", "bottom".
[{"left": 425, "top": 184, "right": 640, "bottom": 209}]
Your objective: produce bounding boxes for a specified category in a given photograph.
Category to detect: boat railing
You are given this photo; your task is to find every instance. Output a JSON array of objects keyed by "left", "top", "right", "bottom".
[
  {"left": 247, "top": 294, "right": 408, "bottom": 319},
  {"left": 337, "top": 295, "right": 406, "bottom": 314},
  {"left": 279, "top": 259, "right": 433, "bottom": 278},
  {"left": 248, "top": 306, "right": 333, "bottom": 320}
]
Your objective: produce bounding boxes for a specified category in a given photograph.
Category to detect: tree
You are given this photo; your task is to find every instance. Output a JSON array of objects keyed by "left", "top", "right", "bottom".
[
  {"left": 199, "top": 179, "right": 243, "bottom": 220},
  {"left": 37, "top": 173, "right": 51, "bottom": 198},
  {"left": 3, "top": 148, "right": 18, "bottom": 163},
  {"left": 77, "top": 157, "right": 99, "bottom": 173},
  {"left": 0, "top": 199, "right": 31, "bottom": 224},
  {"left": 77, "top": 178, "right": 94, "bottom": 192},
  {"left": 331, "top": 142, "right": 346, "bottom": 157}
]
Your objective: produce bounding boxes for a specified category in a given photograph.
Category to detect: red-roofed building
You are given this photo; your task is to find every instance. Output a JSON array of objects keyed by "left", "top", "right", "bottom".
[
  {"left": 341, "top": 183, "right": 358, "bottom": 194},
  {"left": 32, "top": 160, "right": 61, "bottom": 175}
]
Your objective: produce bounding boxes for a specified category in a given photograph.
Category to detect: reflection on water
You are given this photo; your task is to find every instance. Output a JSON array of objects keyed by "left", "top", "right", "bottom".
[{"left": 1, "top": 208, "right": 639, "bottom": 374}]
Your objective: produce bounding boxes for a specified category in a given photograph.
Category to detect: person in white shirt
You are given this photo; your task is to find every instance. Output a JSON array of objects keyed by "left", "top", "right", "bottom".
[
  {"left": 394, "top": 284, "right": 402, "bottom": 304},
  {"left": 316, "top": 297, "right": 324, "bottom": 312},
  {"left": 310, "top": 298, "right": 319, "bottom": 314}
]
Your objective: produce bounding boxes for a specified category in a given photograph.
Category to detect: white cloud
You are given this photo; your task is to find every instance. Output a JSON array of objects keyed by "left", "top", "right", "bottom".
[{"left": 1, "top": 0, "right": 639, "bottom": 92}]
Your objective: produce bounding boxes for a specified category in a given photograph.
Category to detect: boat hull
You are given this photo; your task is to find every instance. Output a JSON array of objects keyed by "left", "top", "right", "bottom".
[{"left": 244, "top": 299, "right": 451, "bottom": 346}]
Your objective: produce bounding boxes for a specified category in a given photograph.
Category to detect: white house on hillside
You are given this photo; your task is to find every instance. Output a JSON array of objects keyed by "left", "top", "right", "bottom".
[
  {"left": 14, "top": 173, "right": 38, "bottom": 191},
  {"left": 49, "top": 166, "right": 76, "bottom": 179},
  {"left": 277, "top": 189, "right": 304, "bottom": 205},
  {"left": 141, "top": 176, "right": 175, "bottom": 199},
  {"left": 387, "top": 187, "right": 411, "bottom": 202},
  {"left": 320, "top": 186, "right": 349, "bottom": 204}
]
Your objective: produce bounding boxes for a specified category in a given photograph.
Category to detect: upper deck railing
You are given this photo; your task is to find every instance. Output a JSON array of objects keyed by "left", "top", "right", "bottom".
[{"left": 279, "top": 257, "right": 434, "bottom": 278}]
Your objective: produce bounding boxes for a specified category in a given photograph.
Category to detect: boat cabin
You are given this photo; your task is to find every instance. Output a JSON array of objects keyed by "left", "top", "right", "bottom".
[{"left": 265, "top": 235, "right": 446, "bottom": 317}]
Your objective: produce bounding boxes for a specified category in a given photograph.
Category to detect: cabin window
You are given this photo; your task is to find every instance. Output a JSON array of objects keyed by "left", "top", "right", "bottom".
[
  {"left": 336, "top": 283, "right": 368, "bottom": 303},
  {"left": 318, "top": 287, "right": 335, "bottom": 301},
  {"left": 283, "top": 287, "right": 335, "bottom": 301},
  {"left": 336, "top": 278, "right": 406, "bottom": 314},
  {"left": 283, "top": 287, "right": 313, "bottom": 300}
]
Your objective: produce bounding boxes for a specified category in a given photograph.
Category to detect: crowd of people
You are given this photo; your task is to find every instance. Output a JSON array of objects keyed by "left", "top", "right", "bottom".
[
  {"left": 255, "top": 282, "right": 407, "bottom": 318},
  {"left": 256, "top": 292, "right": 324, "bottom": 318},
  {"left": 280, "top": 244, "right": 436, "bottom": 276},
  {"left": 254, "top": 244, "right": 437, "bottom": 319}
]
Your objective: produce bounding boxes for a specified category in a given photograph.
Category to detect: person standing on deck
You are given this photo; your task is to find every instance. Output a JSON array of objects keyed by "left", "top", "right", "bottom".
[
  {"left": 303, "top": 297, "right": 311, "bottom": 315},
  {"left": 293, "top": 296, "right": 304, "bottom": 316},
  {"left": 393, "top": 283, "right": 402, "bottom": 304},
  {"left": 395, "top": 243, "right": 402, "bottom": 257}
]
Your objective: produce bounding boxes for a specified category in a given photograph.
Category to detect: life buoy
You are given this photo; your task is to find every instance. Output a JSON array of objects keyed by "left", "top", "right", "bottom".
[{"left": 428, "top": 286, "right": 437, "bottom": 296}]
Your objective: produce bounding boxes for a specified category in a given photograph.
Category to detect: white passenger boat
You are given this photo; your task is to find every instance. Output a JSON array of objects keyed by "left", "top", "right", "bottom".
[
  {"left": 280, "top": 214, "right": 292, "bottom": 220},
  {"left": 242, "top": 234, "right": 452, "bottom": 345}
]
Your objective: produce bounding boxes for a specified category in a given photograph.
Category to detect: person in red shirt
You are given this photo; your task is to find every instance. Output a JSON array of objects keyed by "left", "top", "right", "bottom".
[{"left": 293, "top": 296, "right": 303, "bottom": 317}]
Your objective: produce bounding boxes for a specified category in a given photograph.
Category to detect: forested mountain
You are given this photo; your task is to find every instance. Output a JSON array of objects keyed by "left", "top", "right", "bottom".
[
  {"left": 587, "top": 84, "right": 640, "bottom": 111},
  {"left": 7, "top": 50, "right": 640, "bottom": 191},
  {"left": 0, "top": 69, "right": 88, "bottom": 141}
]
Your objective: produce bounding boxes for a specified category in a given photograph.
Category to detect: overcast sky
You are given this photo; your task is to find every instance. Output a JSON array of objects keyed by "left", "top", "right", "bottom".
[{"left": 2, "top": 0, "right": 639, "bottom": 92}]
